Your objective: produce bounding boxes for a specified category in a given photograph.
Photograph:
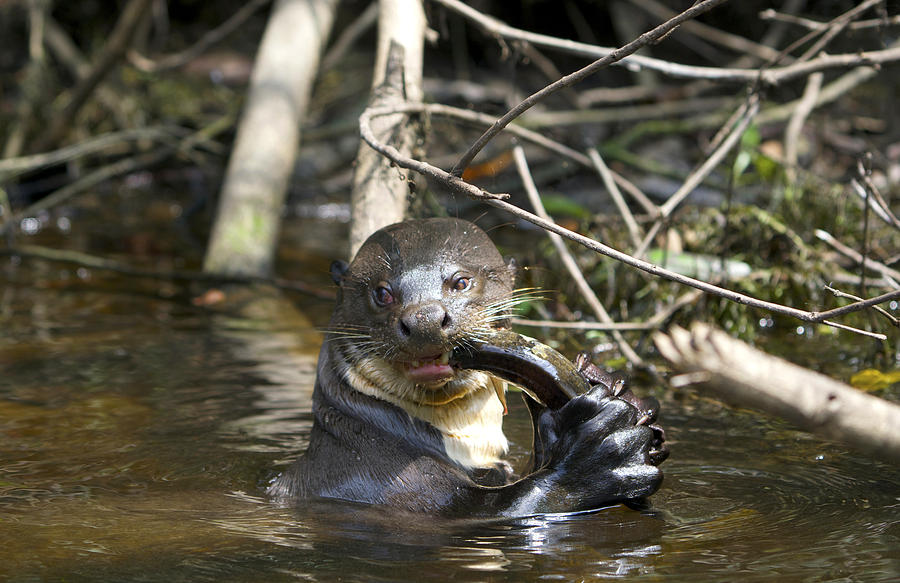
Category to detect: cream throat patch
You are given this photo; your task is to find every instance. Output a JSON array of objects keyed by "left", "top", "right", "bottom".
[{"left": 341, "top": 353, "right": 509, "bottom": 469}]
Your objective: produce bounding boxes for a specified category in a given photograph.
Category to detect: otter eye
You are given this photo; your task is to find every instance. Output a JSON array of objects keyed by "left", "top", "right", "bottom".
[
  {"left": 373, "top": 285, "right": 395, "bottom": 307},
  {"left": 451, "top": 276, "right": 472, "bottom": 292}
]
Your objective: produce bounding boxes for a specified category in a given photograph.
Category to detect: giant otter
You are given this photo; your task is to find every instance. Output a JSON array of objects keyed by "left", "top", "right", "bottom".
[{"left": 268, "top": 218, "right": 664, "bottom": 516}]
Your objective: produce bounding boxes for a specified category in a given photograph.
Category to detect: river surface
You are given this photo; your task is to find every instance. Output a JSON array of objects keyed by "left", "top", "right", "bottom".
[{"left": 1, "top": 217, "right": 899, "bottom": 582}]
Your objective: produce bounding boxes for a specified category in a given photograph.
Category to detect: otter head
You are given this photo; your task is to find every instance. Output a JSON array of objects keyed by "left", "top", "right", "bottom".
[{"left": 328, "top": 218, "right": 516, "bottom": 398}]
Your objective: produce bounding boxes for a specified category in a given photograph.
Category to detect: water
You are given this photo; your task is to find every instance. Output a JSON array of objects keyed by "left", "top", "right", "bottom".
[{"left": 2, "top": 238, "right": 899, "bottom": 582}]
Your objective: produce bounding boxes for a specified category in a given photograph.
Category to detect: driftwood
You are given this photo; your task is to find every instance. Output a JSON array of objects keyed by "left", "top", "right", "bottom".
[
  {"left": 654, "top": 323, "right": 900, "bottom": 465},
  {"left": 348, "top": 0, "right": 425, "bottom": 256},
  {"left": 203, "top": 0, "right": 339, "bottom": 277}
]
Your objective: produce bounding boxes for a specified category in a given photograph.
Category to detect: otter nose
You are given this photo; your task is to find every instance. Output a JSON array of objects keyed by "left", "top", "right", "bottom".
[{"left": 398, "top": 302, "right": 452, "bottom": 341}]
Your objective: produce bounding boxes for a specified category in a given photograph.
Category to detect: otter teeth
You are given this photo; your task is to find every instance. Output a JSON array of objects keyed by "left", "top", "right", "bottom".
[{"left": 410, "top": 352, "right": 451, "bottom": 368}]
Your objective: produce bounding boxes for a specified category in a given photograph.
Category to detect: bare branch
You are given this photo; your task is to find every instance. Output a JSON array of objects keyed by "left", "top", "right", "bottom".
[
  {"left": 127, "top": 0, "right": 272, "bottom": 73},
  {"left": 784, "top": 72, "right": 823, "bottom": 183},
  {"left": 358, "top": 104, "right": 897, "bottom": 337},
  {"left": 823, "top": 285, "right": 900, "bottom": 327},
  {"left": 759, "top": 7, "right": 900, "bottom": 31},
  {"left": 803, "top": 9, "right": 868, "bottom": 60},
  {"left": 0, "top": 127, "right": 187, "bottom": 178},
  {"left": 634, "top": 93, "right": 760, "bottom": 259},
  {"left": 4, "top": 113, "right": 234, "bottom": 228},
  {"left": 434, "top": 0, "right": 900, "bottom": 87},
  {"left": 34, "top": 0, "right": 154, "bottom": 150},
  {"left": 629, "top": 0, "right": 786, "bottom": 63},
  {"left": 512, "top": 288, "right": 703, "bottom": 332},
  {"left": 815, "top": 230, "right": 900, "bottom": 286},
  {"left": 512, "top": 145, "right": 645, "bottom": 367},
  {"left": 445, "top": 0, "right": 731, "bottom": 176},
  {"left": 320, "top": 1, "right": 378, "bottom": 72},
  {"left": 587, "top": 148, "right": 642, "bottom": 249},
  {"left": 851, "top": 159, "right": 900, "bottom": 230}
]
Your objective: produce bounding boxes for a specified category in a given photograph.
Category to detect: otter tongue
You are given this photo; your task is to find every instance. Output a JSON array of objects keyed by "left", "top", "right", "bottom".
[{"left": 406, "top": 354, "right": 453, "bottom": 384}]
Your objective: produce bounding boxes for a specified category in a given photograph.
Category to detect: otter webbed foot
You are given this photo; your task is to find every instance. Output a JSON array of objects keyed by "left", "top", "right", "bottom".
[{"left": 524, "top": 383, "right": 664, "bottom": 512}]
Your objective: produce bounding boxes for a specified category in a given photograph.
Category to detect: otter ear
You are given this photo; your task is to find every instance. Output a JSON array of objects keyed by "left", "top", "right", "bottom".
[{"left": 330, "top": 260, "right": 349, "bottom": 285}]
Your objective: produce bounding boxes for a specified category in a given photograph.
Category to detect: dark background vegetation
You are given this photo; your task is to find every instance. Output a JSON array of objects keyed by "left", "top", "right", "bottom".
[{"left": 1, "top": 0, "right": 898, "bottom": 383}]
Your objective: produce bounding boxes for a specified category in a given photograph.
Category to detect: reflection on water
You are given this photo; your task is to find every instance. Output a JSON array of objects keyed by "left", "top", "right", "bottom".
[{"left": 1, "top": 271, "right": 899, "bottom": 582}]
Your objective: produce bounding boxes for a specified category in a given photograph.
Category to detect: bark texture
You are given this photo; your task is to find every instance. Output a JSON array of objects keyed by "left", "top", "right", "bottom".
[
  {"left": 655, "top": 323, "right": 900, "bottom": 464},
  {"left": 204, "top": 0, "right": 339, "bottom": 276},
  {"left": 349, "top": 0, "right": 425, "bottom": 257}
]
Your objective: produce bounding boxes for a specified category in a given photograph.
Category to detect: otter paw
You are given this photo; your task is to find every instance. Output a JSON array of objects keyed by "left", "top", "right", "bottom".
[
  {"left": 572, "top": 354, "right": 669, "bottom": 464},
  {"left": 536, "top": 385, "right": 665, "bottom": 508}
]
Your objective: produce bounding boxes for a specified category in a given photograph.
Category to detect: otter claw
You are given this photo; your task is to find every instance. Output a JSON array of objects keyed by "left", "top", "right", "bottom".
[
  {"left": 648, "top": 446, "right": 670, "bottom": 465},
  {"left": 454, "top": 331, "right": 669, "bottom": 469}
]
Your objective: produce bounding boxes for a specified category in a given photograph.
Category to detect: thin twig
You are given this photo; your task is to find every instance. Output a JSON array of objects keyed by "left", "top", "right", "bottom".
[
  {"left": 512, "top": 145, "right": 644, "bottom": 367},
  {"left": 802, "top": 1, "right": 881, "bottom": 61},
  {"left": 319, "top": 0, "right": 378, "bottom": 72},
  {"left": 520, "top": 96, "right": 738, "bottom": 129},
  {"left": 433, "top": 0, "right": 900, "bottom": 87},
  {"left": 512, "top": 288, "right": 703, "bottom": 331},
  {"left": 784, "top": 72, "right": 823, "bottom": 182},
  {"left": 3, "top": 0, "right": 50, "bottom": 158},
  {"left": 586, "top": 148, "right": 642, "bottom": 248},
  {"left": 629, "top": 0, "right": 786, "bottom": 63},
  {"left": 128, "top": 0, "right": 272, "bottom": 73},
  {"left": 360, "top": 102, "right": 642, "bottom": 199},
  {"left": 0, "top": 127, "right": 187, "bottom": 178},
  {"left": 755, "top": 61, "right": 884, "bottom": 126},
  {"left": 634, "top": 93, "right": 760, "bottom": 259},
  {"left": 358, "top": 104, "right": 897, "bottom": 337},
  {"left": 3, "top": 112, "right": 234, "bottom": 233},
  {"left": 759, "top": 9, "right": 900, "bottom": 31},
  {"left": 816, "top": 229, "right": 900, "bottom": 285},
  {"left": 447, "top": 0, "right": 731, "bottom": 176},
  {"left": 661, "top": 94, "right": 758, "bottom": 219},
  {"left": 35, "top": 0, "right": 154, "bottom": 150},
  {"left": 513, "top": 319, "right": 657, "bottom": 332},
  {"left": 823, "top": 285, "right": 899, "bottom": 327},
  {"left": 43, "top": 17, "right": 132, "bottom": 129},
  {"left": 852, "top": 159, "right": 900, "bottom": 229}
]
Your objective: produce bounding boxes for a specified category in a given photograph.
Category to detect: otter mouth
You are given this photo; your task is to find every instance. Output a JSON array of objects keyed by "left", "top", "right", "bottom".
[{"left": 399, "top": 351, "right": 455, "bottom": 386}]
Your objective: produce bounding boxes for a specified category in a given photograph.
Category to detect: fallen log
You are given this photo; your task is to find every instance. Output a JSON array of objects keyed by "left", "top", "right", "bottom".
[{"left": 654, "top": 323, "right": 900, "bottom": 464}]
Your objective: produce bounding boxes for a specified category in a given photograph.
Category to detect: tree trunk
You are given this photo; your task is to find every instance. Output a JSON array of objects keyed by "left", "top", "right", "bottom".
[
  {"left": 204, "top": 0, "right": 339, "bottom": 276},
  {"left": 349, "top": 0, "right": 426, "bottom": 256}
]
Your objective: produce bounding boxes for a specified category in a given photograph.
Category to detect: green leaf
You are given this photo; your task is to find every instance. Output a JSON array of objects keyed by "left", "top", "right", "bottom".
[
  {"left": 540, "top": 194, "right": 592, "bottom": 220},
  {"left": 850, "top": 369, "right": 900, "bottom": 391},
  {"left": 646, "top": 249, "right": 752, "bottom": 280}
]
